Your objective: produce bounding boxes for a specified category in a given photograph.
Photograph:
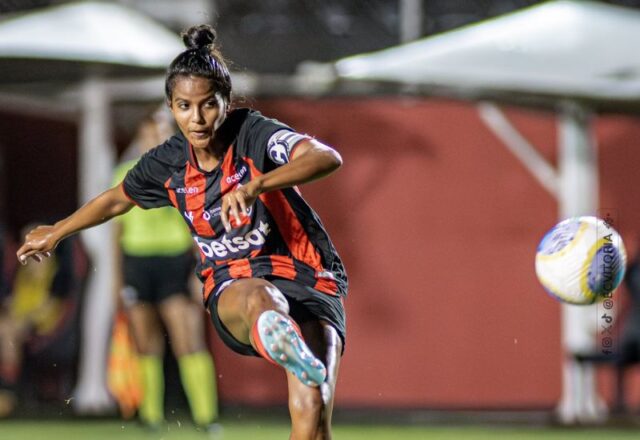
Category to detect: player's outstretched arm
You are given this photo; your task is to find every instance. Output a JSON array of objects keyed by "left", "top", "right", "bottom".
[
  {"left": 256, "top": 138, "right": 343, "bottom": 192},
  {"left": 221, "top": 139, "right": 342, "bottom": 231},
  {"left": 17, "top": 185, "right": 134, "bottom": 264}
]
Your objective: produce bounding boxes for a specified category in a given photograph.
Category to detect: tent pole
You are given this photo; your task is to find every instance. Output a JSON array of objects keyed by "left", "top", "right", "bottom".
[
  {"left": 555, "top": 101, "right": 606, "bottom": 424},
  {"left": 399, "top": 0, "right": 422, "bottom": 43},
  {"left": 72, "top": 76, "right": 116, "bottom": 413},
  {"left": 478, "top": 101, "right": 606, "bottom": 423}
]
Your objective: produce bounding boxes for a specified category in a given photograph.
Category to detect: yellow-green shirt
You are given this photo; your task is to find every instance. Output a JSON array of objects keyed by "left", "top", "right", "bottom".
[{"left": 113, "top": 160, "right": 192, "bottom": 256}]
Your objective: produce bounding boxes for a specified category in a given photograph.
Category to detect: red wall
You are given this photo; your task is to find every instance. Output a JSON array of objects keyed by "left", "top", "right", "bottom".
[{"left": 206, "top": 98, "right": 640, "bottom": 409}]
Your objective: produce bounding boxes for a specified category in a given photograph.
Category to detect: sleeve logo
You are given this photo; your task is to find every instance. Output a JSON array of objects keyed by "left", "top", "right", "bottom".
[
  {"left": 267, "top": 129, "right": 309, "bottom": 165},
  {"left": 268, "top": 141, "right": 289, "bottom": 165}
]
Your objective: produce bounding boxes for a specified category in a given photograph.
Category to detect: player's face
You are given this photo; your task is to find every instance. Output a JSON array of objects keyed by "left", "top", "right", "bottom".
[{"left": 169, "top": 75, "right": 225, "bottom": 150}]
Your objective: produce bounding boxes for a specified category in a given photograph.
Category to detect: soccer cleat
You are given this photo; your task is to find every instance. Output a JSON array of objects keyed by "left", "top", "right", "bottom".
[{"left": 254, "top": 310, "right": 327, "bottom": 387}]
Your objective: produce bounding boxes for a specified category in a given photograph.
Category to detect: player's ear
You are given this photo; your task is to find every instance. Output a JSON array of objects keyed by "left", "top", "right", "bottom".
[
  {"left": 219, "top": 94, "right": 229, "bottom": 114},
  {"left": 214, "top": 92, "right": 228, "bottom": 130}
]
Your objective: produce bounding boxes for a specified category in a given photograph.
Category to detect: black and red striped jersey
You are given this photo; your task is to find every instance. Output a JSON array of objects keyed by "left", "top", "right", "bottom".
[{"left": 122, "top": 109, "right": 347, "bottom": 304}]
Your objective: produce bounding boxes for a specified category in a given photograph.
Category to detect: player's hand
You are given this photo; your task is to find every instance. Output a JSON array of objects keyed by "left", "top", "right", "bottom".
[
  {"left": 220, "top": 183, "right": 260, "bottom": 232},
  {"left": 16, "top": 225, "right": 58, "bottom": 265}
]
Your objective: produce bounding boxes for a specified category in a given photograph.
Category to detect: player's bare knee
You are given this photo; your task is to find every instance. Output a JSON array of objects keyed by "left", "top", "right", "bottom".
[{"left": 244, "top": 281, "right": 289, "bottom": 323}]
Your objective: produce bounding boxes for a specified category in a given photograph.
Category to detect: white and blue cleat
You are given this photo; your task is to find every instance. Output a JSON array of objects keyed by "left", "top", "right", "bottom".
[{"left": 255, "top": 310, "right": 327, "bottom": 387}]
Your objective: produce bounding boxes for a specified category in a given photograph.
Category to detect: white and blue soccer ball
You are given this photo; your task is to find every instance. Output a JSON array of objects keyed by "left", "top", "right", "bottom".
[{"left": 535, "top": 216, "right": 627, "bottom": 305}]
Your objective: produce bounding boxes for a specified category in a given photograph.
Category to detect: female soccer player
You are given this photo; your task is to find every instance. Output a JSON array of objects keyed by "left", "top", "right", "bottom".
[{"left": 17, "top": 24, "right": 347, "bottom": 439}]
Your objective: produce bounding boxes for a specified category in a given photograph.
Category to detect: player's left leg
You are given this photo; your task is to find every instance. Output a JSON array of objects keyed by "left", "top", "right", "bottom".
[
  {"left": 216, "top": 279, "right": 327, "bottom": 386},
  {"left": 287, "top": 320, "right": 342, "bottom": 440}
]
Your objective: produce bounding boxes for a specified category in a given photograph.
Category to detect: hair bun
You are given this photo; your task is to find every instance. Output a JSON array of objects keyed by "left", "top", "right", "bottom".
[{"left": 182, "top": 24, "right": 216, "bottom": 50}]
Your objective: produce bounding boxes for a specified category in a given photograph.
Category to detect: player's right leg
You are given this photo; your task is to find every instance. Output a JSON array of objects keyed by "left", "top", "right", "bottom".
[{"left": 215, "top": 278, "right": 327, "bottom": 386}]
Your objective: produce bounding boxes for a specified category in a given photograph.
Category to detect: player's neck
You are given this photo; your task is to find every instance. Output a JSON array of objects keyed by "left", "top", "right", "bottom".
[{"left": 193, "top": 145, "right": 220, "bottom": 172}]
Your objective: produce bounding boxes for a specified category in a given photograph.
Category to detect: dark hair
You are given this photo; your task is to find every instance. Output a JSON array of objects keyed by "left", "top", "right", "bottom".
[{"left": 165, "top": 24, "right": 232, "bottom": 103}]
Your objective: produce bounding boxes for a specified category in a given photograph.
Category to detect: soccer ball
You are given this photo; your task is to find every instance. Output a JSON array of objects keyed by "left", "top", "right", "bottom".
[{"left": 535, "top": 216, "right": 627, "bottom": 305}]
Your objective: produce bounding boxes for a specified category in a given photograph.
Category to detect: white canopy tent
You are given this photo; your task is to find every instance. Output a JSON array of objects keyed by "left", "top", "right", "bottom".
[
  {"left": 334, "top": 0, "right": 638, "bottom": 424},
  {"left": 0, "top": 1, "right": 182, "bottom": 82},
  {"left": 336, "top": 0, "right": 640, "bottom": 110},
  {"left": 0, "top": 1, "right": 183, "bottom": 413}
]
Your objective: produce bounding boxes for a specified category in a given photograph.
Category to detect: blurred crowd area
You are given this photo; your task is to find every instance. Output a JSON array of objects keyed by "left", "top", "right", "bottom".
[{"left": 0, "top": 225, "right": 88, "bottom": 416}]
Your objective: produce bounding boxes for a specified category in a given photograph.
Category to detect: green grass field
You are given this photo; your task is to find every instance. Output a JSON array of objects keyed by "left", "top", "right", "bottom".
[{"left": 2, "top": 419, "right": 640, "bottom": 440}]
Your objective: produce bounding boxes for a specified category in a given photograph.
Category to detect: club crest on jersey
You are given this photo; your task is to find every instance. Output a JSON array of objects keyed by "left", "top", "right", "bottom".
[
  {"left": 268, "top": 140, "right": 290, "bottom": 165},
  {"left": 267, "top": 129, "right": 308, "bottom": 165}
]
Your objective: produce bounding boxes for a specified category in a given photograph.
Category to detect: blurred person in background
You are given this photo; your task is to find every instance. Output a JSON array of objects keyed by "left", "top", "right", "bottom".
[
  {"left": 0, "top": 151, "right": 11, "bottom": 416},
  {"left": 0, "top": 220, "right": 12, "bottom": 416},
  {"left": 0, "top": 225, "right": 83, "bottom": 416},
  {"left": 111, "top": 109, "right": 218, "bottom": 430},
  {"left": 17, "top": 23, "right": 347, "bottom": 440}
]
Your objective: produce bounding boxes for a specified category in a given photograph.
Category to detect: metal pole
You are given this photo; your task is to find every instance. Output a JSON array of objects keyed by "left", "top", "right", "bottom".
[
  {"left": 555, "top": 101, "right": 605, "bottom": 424},
  {"left": 399, "top": 0, "right": 423, "bottom": 43},
  {"left": 72, "top": 77, "right": 116, "bottom": 413}
]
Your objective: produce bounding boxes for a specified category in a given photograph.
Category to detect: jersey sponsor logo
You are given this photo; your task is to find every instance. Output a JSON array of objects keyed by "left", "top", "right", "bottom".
[
  {"left": 225, "top": 166, "right": 247, "bottom": 184},
  {"left": 185, "top": 206, "right": 253, "bottom": 226},
  {"left": 195, "top": 220, "right": 271, "bottom": 258},
  {"left": 176, "top": 186, "right": 199, "bottom": 194},
  {"left": 184, "top": 209, "right": 216, "bottom": 223}
]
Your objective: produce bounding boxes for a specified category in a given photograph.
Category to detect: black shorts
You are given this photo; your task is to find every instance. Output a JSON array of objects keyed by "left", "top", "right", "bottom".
[
  {"left": 121, "top": 251, "right": 194, "bottom": 306},
  {"left": 206, "top": 277, "right": 346, "bottom": 357}
]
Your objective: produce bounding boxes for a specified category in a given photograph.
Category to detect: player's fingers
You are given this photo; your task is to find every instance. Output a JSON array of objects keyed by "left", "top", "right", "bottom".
[
  {"left": 220, "top": 199, "right": 231, "bottom": 232},
  {"left": 17, "top": 248, "right": 40, "bottom": 264},
  {"left": 229, "top": 197, "right": 242, "bottom": 226},
  {"left": 229, "top": 205, "right": 240, "bottom": 227},
  {"left": 17, "top": 244, "right": 35, "bottom": 263},
  {"left": 238, "top": 193, "right": 249, "bottom": 218}
]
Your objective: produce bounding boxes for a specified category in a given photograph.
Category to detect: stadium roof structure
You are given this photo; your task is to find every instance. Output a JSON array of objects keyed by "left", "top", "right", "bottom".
[
  {"left": 334, "top": 0, "right": 640, "bottom": 112},
  {"left": 0, "top": 0, "right": 183, "bottom": 84}
]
